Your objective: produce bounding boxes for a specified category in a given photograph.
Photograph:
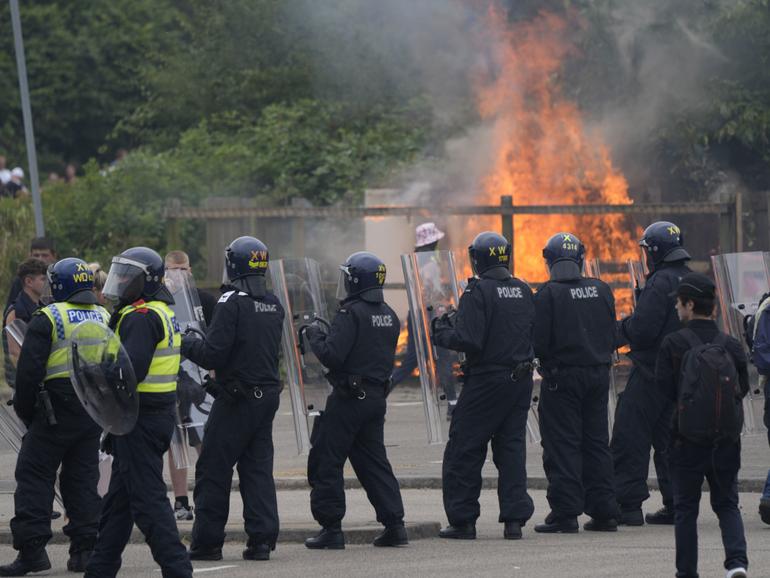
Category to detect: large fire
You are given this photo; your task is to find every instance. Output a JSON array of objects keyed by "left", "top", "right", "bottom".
[{"left": 468, "top": 7, "right": 639, "bottom": 303}]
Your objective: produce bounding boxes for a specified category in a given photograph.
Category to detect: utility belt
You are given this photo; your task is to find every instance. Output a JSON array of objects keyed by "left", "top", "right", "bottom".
[
  {"left": 205, "top": 376, "right": 279, "bottom": 401},
  {"left": 462, "top": 361, "right": 534, "bottom": 382},
  {"left": 326, "top": 372, "right": 389, "bottom": 400}
]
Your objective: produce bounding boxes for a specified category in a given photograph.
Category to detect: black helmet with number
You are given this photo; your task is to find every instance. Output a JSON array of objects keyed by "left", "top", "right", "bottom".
[
  {"left": 48, "top": 257, "right": 98, "bottom": 305},
  {"left": 639, "top": 221, "right": 690, "bottom": 269},
  {"left": 543, "top": 232, "right": 585, "bottom": 280},
  {"left": 103, "top": 247, "right": 173, "bottom": 305},
  {"left": 468, "top": 231, "right": 511, "bottom": 276},
  {"left": 224, "top": 236, "right": 269, "bottom": 298},
  {"left": 337, "top": 251, "right": 386, "bottom": 303}
]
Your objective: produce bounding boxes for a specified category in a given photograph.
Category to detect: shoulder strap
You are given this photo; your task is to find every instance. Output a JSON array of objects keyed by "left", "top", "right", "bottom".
[
  {"left": 712, "top": 332, "right": 729, "bottom": 348},
  {"left": 680, "top": 328, "right": 702, "bottom": 350}
]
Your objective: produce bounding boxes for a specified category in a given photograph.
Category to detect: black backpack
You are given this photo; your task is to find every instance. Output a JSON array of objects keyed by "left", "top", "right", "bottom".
[{"left": 677, "top": 329, "right": 743, "bottom": 444}]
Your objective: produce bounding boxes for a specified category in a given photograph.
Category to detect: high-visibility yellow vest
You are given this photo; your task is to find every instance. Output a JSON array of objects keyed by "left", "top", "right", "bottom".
[
  {"left": 116, "top": 300, "right": 181, "bottom": 394},
  {"left": 39, "top": 302, "right": 111, "bottom": 381}
]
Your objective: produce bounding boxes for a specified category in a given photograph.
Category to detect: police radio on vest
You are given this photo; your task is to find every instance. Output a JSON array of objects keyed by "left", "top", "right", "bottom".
[{"left": 570, "top": 286, "right": 599, "bottom": 299}]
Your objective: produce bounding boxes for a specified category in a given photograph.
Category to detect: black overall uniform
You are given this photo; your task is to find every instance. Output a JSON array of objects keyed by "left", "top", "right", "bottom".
[
  {"left": 656, "top": 319, "right": 749, "bottom": 577},
  {"left": 305, "top": 298, "right": 404, "bottom": 530},
  {"left": 432, "top": 269, "right": 536, "bottom": 527},
  {"left": 534, "top": 273, "right": 618, "bottom": 522},
  {"left": 611, "top": 260, "right": 690, "bottom": 515},
  {"left": 183, "top": 289, "right": 284, "bottom": 551},
  {"left": 85, "top": 300, "right": 192, "bottom": 578},
  {"left": 10, "top": 308, "right": 101, "bottom": 558}
]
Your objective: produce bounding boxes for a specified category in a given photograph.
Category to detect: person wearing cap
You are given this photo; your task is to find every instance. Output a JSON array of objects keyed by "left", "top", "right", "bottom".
[
  {"left": 611, "top": 221, "right": 691, "bottom": 527},
  {"left": 0, "top": 259, "right": 109, "bottom": 576},
  {"left": 655, "top": 273, "right": 749, "bottom": 578},
  {"left": 392, "top": 223, "right": 458, "bottom": 415}
]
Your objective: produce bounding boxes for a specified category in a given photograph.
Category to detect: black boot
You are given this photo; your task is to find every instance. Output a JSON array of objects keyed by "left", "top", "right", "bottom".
[
  {"left": 373, "top": 524, "right": 408, "bottom": 547},
  {"left": 583, "top": 518, "right": 618, "bottom": 532},
  {"left": 243, "top": 543, "right": 272, "bottom": 561},
  {"left": 304, "top": 528, "right": 345, "bottom": 550},
  {"left": 503, "top": 522, "right": 522, "bottom": 540},
  {"left": 67, "top": 537, "right": 96, "bottom": 573},
  {"left": 618, "top": 507, "right": 644, "bottom": 526},
  {"left": 760, "top": 498, "right": 770, "bottom": 525},
  {"left": 188, "top": 545, "right": 223, "bottom": 561},
  {"left": 645, "top": 506, "right": 674, "bottom": 525},
  {"left": 534, "top": 512, "right": 578, "bottom": 534},
  {"left": 0, "top": 545, "right": 51, "bottom": 577},
  {"left": 438, "top": 524, "right": 476, "bottom": 540}
]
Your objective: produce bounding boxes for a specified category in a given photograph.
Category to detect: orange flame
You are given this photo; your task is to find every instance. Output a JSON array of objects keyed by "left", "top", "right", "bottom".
[{"left": 470, "top": 8, "right": 638, "bottom": 307}]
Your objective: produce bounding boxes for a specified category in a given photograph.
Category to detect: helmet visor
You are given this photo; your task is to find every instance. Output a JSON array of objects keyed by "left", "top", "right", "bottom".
[
  {"left": 336, "top": 266, "right": 350, "bottom": 301},
  {"left": 103, "top": 258, "right": 147, "bottom": 304}
]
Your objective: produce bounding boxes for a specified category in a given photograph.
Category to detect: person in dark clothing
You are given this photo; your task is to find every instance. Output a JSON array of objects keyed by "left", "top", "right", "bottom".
[
  {"left": 611, "top": 221, "right": 691, "bottom": 526},
  {"left": 3, "top": 258, "right": 49, "bottom": 388},
  {"left": 749, "top": 293, "right": 770, "bottom": 524},
  {"left": 392, "top": 223, "right": 457, "bottom": 415},
  {"left": 656, "top": 273, "right": 749, "bottom": 578},
  {"left": 183, "top": 237, "right": 284, "bottom": 562},
  {"left": 432, "top": 231, "right": 535, "bottom": 541},
  {"left": 303, "top": 251, "right": 407, "bottom": 550},
  {"left": 0, "top": 259, "right": 107, "bottom": 577},
  {"left": 85, "top": 247, "right": 192, "bottom": 578},
  {"left": 4, "top": 237, "right": 57, "bottom": 315},
  {"left": 533, "top": 233, "right": 619, "bottom": 534}
]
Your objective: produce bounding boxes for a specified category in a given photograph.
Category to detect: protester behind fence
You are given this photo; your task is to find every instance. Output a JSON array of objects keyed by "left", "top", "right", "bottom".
[
  {"left": 655, "top": 272, "right": 749, "bottom": 578},
  {"left": 5, "top": 238, "right": 58, "bottom": 315}
]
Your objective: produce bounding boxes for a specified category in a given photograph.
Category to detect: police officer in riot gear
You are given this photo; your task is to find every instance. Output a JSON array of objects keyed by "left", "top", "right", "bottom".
[
  {"left": 533, "top": 233, "right": 619, "bottom": 534},
  {"left": 0, "top": 258, "right": 108, "bottom": 576},
  {"left": 183, "top": 236, "right": 284, "bottom": 562},
  {"left": 304, "top": 252, "right": 407, "bottom": 550},
  {"left": 432, "top": 231, "right": 535, "bottom": 540},
  {"left": 85, "top": 247, "right": 192, "bottom": 578},
  {"left": 611, "top": 221, "right": 691, "bottom": 526}
]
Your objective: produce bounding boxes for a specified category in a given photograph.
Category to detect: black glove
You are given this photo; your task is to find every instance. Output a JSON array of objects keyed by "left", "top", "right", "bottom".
[{"left": 202, "top": 375, "right": 221, "bottom": 399}]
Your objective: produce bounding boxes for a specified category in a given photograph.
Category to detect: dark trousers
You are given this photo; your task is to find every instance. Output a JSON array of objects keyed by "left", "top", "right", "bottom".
[
  {"left": 85, "top": 406, "right": 192, "bottom": 578},
  {"left": 11, "top": 393, "right": 101, "bottom": 552},
  {"left": 192, "top": 388, "right": 280, "bottom": 548},
  {"left": 670, "top": 439, "right": 748, "bottom": 578},
  {"left": 539, "top": 366, "right": 617, "bottom": 519},
  {"left": 611, "top": 367, "right": 673, "bottom": 510},
  {"left": 308, "top": 387, "right": 404, "bottom": 528},
  {"left": 442, "top": 372, "right": 534, "bottom": 526}
]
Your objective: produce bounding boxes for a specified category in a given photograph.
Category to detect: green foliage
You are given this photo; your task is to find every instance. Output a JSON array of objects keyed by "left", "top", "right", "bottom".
[{"left": 0, "top": 198, "right": 35, "bottom": 301}]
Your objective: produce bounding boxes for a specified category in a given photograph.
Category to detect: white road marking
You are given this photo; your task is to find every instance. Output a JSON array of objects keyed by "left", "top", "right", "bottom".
[
  {"left": 194, "top": 566, "right": 238, "bottom": 574},
  {"left": 388, "top": 401, "right": 423, "bottom": 407}
]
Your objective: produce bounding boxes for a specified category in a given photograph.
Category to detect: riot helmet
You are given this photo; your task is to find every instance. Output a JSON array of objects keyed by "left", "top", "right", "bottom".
[
  {"left": 224, "top": 236, "right": 268, "bottom": 297},
  {"left": 48, "top": 258, "right": 98, "bottom": 305},
  {"left": 543, "top": 232, "right": 585, "bottom": 280},
  {"left": 468, "top": 231, "right": 511, "bottom": 276},
  {"left": 336, "top": 252, "right": 386, "bottom": 303},
  {"left": 103, "top": 247, "right": 172, "bottom": 305},
  {"left": 639, "top": 221, "right": 690, "bottom": 270}
]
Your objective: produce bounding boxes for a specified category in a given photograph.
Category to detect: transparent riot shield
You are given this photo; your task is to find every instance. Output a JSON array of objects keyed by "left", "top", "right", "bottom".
[
  {"left": 579, "top": 259, "right": 621, "bottom": 433},
  {"left": 165, "top": 269, "right": 211, "bottom": 467},
  {"left": 269, "top": 258, "right": 330, "bottom": 454},
  {"left": 67, "top": 320, "right": 139, "bottom": 435},
  {"left": 627, "top": 259, "right": 647, "bottom": 308},
  {"left": 712, "top": 251, "right": 770, "bottom": 435},
  {"left": 401, "top": 250, "right": 464, "bottom": 445}
]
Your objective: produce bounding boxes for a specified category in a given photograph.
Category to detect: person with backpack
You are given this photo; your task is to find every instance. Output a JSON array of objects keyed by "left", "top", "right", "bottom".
[{"left": 656, "top": 272, "right": 749, "bottom": 578}]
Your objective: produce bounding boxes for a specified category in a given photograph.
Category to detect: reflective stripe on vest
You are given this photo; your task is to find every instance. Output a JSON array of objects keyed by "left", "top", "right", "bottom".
[
  {"left": 116, "top": 301, "right": 181, "bottom": 394},
  {"left": 39, "top": 302, "right": 111, "bottom": 381}
]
